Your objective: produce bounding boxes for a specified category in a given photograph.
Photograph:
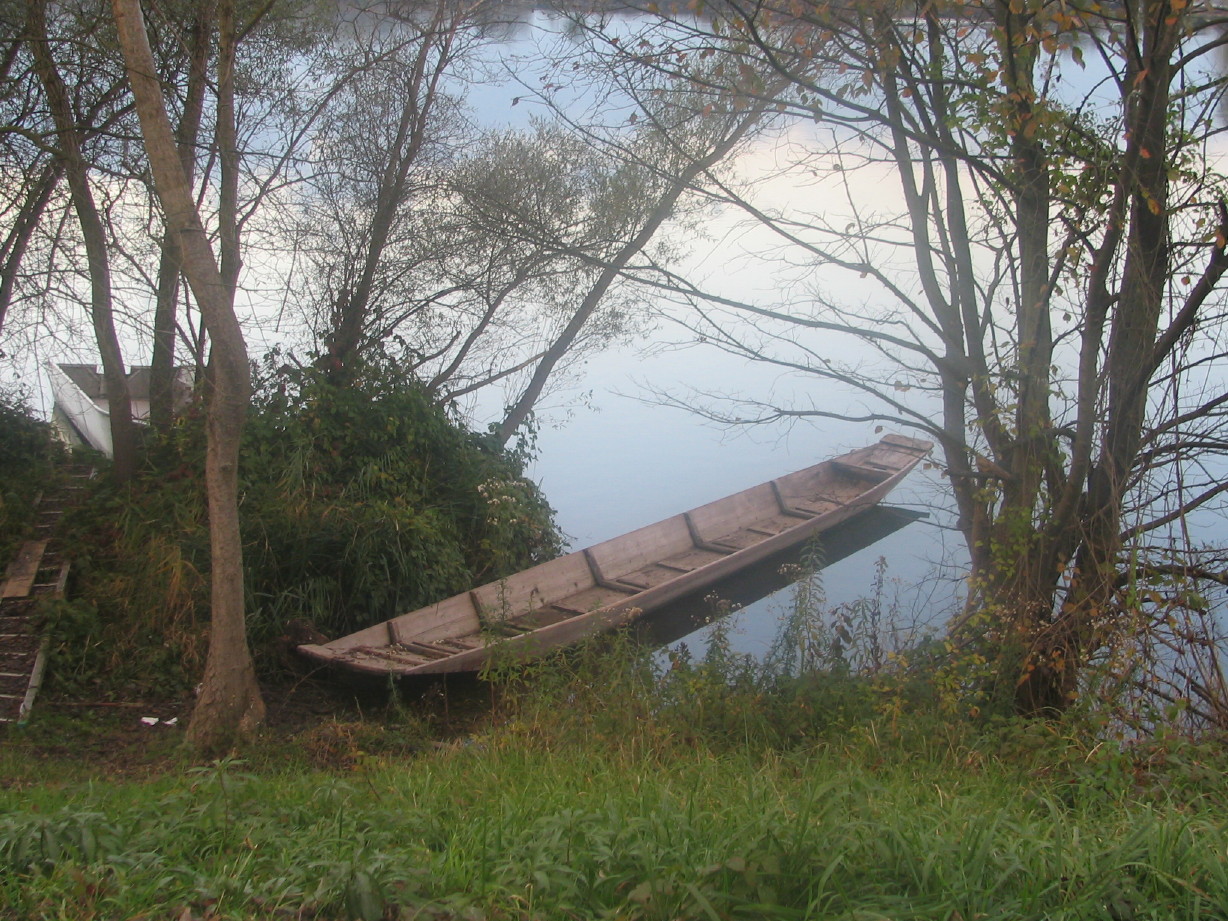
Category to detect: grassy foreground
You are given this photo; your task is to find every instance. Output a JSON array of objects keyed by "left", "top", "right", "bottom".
[{"left": 3, "top": 702, "right": 1227, "bottom": 921}]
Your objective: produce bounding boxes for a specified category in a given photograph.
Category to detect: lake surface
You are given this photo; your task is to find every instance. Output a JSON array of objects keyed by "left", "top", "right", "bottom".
[{"left": 461, "top": 8, "right": 966, "bottom": 654}]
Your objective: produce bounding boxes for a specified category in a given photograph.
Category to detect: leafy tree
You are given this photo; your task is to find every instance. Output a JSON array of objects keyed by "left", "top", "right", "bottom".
[
  {"left": 584, "top": 0, "right": 1228, "bottom": 715},
  {"left": 481, "top": 103, "right": 770, "bottom": 445},
  {"left": 64, "top": 359, "right": 561, "bottom": 696},
  {"left": 0, "top": 389, "right": 61, "bottom": 565},
  {"left": 27, "top": 0, "right": 370, "bottom": 746},
  {"left": 144, "top": 0, "right": 212, "bottom": 433},
  {"left": 296, "top": 1, "right": 472, "bottom": 385},
  {"left": 283, "top": 1, "right": 771, "bottom": 445},
  {"left": 240, "top": 358, "right": 562, "bottom": 637},
  {"left": 0, "top": 2, "right": 61, "bottom": 341}
]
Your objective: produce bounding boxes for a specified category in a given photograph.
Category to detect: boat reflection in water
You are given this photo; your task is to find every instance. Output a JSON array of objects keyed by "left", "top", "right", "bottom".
[{"left": 635, "top": 503, "right": 929, "bottom": 654}]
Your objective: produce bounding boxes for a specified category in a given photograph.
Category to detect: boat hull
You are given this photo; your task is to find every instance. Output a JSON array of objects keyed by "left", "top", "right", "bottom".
[{"left": 298, "top": 434, "right": 931, "bottom": 678}]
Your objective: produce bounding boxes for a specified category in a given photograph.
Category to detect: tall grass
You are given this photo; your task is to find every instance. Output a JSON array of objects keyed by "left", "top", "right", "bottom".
[
  {"left": 2, "top": 725, "right": 1226, "bottom": 920},
  {"left": 6, "top": 590, "right": 1228, "bottom": 921},
  {"left": 11, "top": 491, "right": 1228, "bottom": 918}
]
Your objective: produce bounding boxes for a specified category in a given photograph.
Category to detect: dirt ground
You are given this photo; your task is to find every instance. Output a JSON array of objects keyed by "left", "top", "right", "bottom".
[{"left": 0, "top": 671, "right": 492, "bottom": 783}]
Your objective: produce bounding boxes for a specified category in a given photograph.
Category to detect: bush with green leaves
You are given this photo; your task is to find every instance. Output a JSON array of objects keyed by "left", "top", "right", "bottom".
[
  {"left": 61, "top": 359, "right": 562, "bottom": 695},
  {"left": 239, "top": 359, "right": 562, "bottom": 639},
  {"left": 486, "top": 562, "right": 940, "bottom": 755}
]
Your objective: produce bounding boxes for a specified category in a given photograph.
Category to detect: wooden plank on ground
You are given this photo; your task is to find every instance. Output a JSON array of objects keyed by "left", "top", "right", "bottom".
[{"left": 2, "top": 541, "right": 49, "bottom": 599}]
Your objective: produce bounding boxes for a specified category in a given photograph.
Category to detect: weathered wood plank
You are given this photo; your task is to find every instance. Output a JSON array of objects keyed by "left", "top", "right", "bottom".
[
  {"left": 379, "top": 594, "right": 480, "bottom": 650},
  {"left": 707, "top": 527, "right": 772, "bottom": 551},
  {"left": 588, "top": 516, "right": 695, "bottom": 582},
  {"left": 549, "top": 585, "right": 642, "bottom": 616},
  {"left": 2, "top": 541, "right": 49, "bottom": 599},
  {"left": 658, "top": 547, "right": 729, "bottom": 573},
  {"left": 688, "top": 484, "right": 780, "bottom": 545},
  {"left": 472, "top": 553, "right": 595, "bottom": 622},
  {"left": 831, "top": 460, "right": 893, "bottom": 482}
]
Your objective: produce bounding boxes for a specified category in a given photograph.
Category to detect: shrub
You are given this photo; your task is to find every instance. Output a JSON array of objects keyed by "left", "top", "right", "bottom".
[
  {"left": 487, "top": 556, "right": 941, "bottom": 756},
  {"left": 59, "top": 358, "right": 562, "bottom": 696}
]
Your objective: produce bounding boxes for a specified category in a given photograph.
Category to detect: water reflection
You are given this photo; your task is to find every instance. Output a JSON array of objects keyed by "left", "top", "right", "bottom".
[
  {"left": 637, "top": 504, "right": 928, "bottom": 651},
  {"left": 348, "top": 1, "right": 642, "bottom": 41}
]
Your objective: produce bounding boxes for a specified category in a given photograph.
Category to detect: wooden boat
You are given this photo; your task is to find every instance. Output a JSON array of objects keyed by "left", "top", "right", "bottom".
[{"left": 298, "top": 433, "right": 932, "bottom": 677}]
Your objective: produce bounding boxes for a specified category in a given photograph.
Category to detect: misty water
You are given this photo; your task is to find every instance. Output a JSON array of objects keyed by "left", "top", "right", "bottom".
[
  {"left": 318, "top": 3, "right": 965, "bottom": 656},
  {"left": 519, "top": 342, "right": 959, "bottom": 660}
]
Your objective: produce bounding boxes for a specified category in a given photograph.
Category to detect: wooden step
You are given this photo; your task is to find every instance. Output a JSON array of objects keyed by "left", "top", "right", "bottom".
[
  {"left": 2, "top": 541, "right": 50, "bottom": 598},
  {"left": 0, "top": 464, "right": 91, "bottom": 725}
]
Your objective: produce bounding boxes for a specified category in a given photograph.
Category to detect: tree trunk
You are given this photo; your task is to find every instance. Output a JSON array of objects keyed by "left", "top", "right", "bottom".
[
  {"left": 113, "top": 0, "right": 264, "bottom": 752},
  {"left": 323, "top": 6, "right": 457, "bottom": 381},
  {"left": 0, "top": 161, "right": 62, "bottom": 339},
  {"left": 1013, "top": 0, "right": 1178, "bottom": 715},
  {"left": 495, "top": 107, "right": 767, "bottom": 446},
  {"left": 29, "top": 0, "right": 138, "bottom": 481},
  {"left": 150, "top": 236, "right": 183, "bottom": 433},
  {"left": 150, "top": 2, "right": 212, "bottom": 433}
]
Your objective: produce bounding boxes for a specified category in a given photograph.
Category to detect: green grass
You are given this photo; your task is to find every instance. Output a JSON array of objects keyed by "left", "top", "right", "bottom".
[
  {"left": 5, "top": 594, "right": 1227, "bottom": 920},
  {"left": 3, "top": 718, "right": 1227, "bottom": 920}
]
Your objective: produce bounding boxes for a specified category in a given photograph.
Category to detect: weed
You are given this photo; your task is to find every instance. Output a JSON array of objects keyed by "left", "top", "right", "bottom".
[
  {"left": 477, "top": 555, "right": 944, "bottom": 758},
  {"left": 5, "top": 647, "right": 1228, "bottom": 920},
  {"left": 10, "top": 730, "right": 1228, "bottom": 920},
  {"left": 298, "top": 717, "right": 429, "bottom": 771}
]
